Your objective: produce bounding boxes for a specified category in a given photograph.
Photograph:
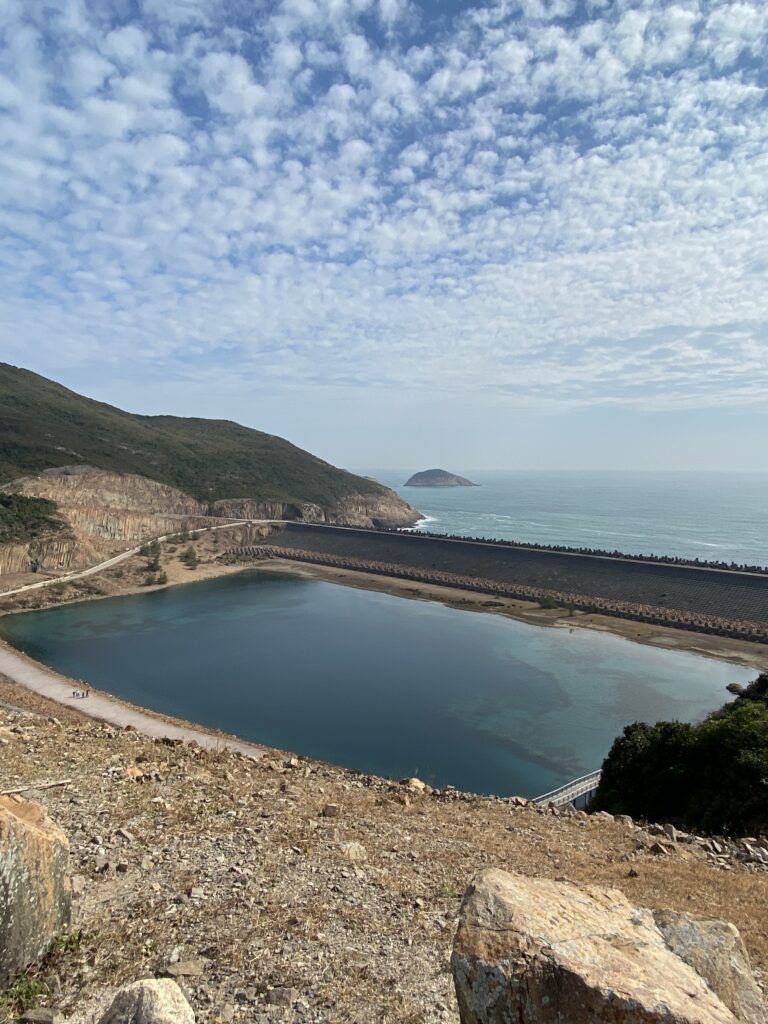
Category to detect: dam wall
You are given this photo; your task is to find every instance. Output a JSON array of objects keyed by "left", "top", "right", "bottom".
[{"left": 259, "top": 524, "right": 768, "bottom": 627}]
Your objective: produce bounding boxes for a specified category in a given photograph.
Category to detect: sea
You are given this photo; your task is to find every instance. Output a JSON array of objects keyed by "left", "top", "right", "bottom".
[{"left": 367, "top": 470, "right": 768, "bottom": 569}]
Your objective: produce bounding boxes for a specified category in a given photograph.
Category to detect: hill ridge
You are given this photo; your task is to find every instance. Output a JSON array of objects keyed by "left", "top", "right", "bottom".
[{"left": 0, "top": 363, "right": 417, "bottom": 522}]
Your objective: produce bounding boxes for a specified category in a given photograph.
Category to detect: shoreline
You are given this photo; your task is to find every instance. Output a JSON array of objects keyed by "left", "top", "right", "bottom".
[
  {"left": 2, "top": 545, "right": 767, "bottom": 669},
  {"left": 0, "top": 549, "right": 764, "bottom": 763},
  {"left": 248, "top": 558, "right": 768, "bottom": 671}
]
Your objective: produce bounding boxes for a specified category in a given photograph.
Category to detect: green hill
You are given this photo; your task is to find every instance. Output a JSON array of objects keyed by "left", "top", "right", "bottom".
[{"left": 0, "top": 363, "right": 387, "bottom": 507}]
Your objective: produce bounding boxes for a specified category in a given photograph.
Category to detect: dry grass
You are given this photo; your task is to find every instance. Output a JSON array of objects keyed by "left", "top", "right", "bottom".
[{"left": 1, "top": 707, "right": 766, "bottom": 1023}]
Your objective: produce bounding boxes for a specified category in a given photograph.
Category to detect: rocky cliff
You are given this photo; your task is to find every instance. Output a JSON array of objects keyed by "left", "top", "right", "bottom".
[
  {"left": 213, "top": 490, "right": 419, "bottom": 529},
  {"left": 0, "top": 470, "right": 216, "bottom": 578},
  {"left": 0, "top": 468, "right": 419, "bottom": 579}
]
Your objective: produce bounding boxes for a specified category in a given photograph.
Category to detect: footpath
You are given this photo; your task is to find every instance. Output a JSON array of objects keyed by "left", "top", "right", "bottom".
[{"left": 0, "top": 641, "right": 263, "bottom": 759}]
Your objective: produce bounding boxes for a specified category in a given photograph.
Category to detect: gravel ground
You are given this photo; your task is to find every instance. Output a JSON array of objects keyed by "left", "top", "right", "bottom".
[{"left": 2, "top": 709, "right": 767, "bottom": 1024}]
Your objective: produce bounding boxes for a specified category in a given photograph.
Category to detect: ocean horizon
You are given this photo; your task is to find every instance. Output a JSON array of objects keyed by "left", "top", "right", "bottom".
[{"left": 360, "top": 469, "right": 768, "bottom": 570}]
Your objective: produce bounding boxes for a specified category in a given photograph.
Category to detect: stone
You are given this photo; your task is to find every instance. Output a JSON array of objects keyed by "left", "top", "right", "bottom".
[
  {"left": 650, "top": 841, "right": 671, "bottom": 856},
  {"left": 165, "top": 959, "right": 204, "bottom": 978},
  {"left": 653, "top": 910, "right": 766, "bottom": 1024},
  {"left": 337, "top": 841, "right": 367, "bottom": 863},
  {"left": 0, "top": 795, "right": 71, "bottom": 988},
  {"left": 615, "top": 814, "right": 634, "bottom": 829},
  {"left": 663, "top": 823, "right": 678, "bottom": 842},
  {"left": 321, "top": 803, "right": 340, "bottom": 818},
  {"left": 451, "top": 868, "right": 740, "bottom": 1024},
  {"left": 401, "top": 777, "right": 426, "bottom": 791},
  {"left": 266, "top": 987, "right": 298, "bottom": 1007},
  {"left": 18, "top": 1010, "right": 65, "bottom": 1024},
  {"left": 97, "top": 978, "right": 195, "bottom": 1024}
]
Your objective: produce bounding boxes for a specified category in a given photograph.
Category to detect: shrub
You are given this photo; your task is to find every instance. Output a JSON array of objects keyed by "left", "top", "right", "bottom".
[
  {"left": 180, "top": 546, "right": 198, "bottom": 569},
  {"left": 0, "top": 493, "right": 64, "bottom": 544},
  {"left": 592, "top": 673, "right": 768, "bottom": 835}
]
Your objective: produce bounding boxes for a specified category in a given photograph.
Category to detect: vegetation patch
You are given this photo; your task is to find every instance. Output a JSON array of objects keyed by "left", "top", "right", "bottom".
[
  {"left": 593, "top": 673, "right": 768, "bottom": 835},
  {"left": 0, "top": 492, "right": 64, "bottom": 544},
  {"left": 0, "top": 362, "right": 387, "bottom": 505}
]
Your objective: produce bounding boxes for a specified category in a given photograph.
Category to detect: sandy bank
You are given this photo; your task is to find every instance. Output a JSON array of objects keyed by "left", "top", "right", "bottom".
[
  {"left": 250, "top": 558, "right": 768, "bottom": 672},
  {"left": 1, "top": 526, "right": 766, "bottom": 673}
]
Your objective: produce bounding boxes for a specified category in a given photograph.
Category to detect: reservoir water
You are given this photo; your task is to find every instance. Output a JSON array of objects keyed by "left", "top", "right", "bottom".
[{"left": 0, "top": 571, "right": 752, "bottom": 796}]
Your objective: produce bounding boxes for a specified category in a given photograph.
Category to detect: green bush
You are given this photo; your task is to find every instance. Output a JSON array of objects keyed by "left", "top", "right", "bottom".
[
  {"left": 592, "top": 673, "right": 768, "bottom": 835},
  {"left": 180, "top": 546, "right": 198, "bottom": 569}
]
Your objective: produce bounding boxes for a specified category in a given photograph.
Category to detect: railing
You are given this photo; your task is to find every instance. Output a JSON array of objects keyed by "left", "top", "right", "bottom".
[{"left": 533, "top": 769, "right": 602, "bottom": 809}]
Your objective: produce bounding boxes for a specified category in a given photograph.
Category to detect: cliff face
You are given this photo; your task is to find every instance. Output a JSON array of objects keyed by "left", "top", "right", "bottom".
[
  {"left": 0, "top": 468, "right": 419, "bottom": 579},
  {"left": 17, "top": 467, "right": 205, "bottom": 516},
  {"left": 0, "top": 534, "right": 81, "bottom": 575},
  {"left": 1, "top": 470, "right": 215, "bottom": 577},
  {"left": 213, "top": 490, "right": 420, "bottom": 529}
]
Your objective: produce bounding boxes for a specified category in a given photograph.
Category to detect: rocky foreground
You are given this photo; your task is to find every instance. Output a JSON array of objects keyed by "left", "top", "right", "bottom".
[{"left": 1, "top": 698, "right": 767, "bottom": 1024}]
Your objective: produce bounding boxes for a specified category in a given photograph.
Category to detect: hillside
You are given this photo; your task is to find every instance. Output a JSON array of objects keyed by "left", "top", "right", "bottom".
[
  {"left": 0, "top": 363, "right": 409, "bottom": 510},
  {"left": 0, "top": 691, "right": 766, "bottom": 1024}
]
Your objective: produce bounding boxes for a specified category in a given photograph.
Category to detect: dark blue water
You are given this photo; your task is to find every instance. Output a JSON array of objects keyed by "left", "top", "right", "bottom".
[
  {"left": 0, "top": 571, "right": 751, "bottom": 796},
  {"left": 366, "top": 471, "right": 768, "bottom": 568}
]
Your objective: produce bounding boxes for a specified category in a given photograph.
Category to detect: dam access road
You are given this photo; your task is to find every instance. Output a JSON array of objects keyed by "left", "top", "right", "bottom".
[{"left": 4, "top": 518, "right": 768, "bottom": 643}]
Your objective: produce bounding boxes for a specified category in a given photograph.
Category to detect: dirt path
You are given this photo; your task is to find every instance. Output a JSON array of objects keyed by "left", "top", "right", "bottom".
[{"left": 0, "top": 640, "right": 264, "bottom": 759}]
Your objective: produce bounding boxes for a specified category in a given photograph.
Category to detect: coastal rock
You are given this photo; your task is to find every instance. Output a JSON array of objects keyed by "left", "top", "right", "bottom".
[
  {"left": 403, "top": 469, "right": 478, "bottom": 488},
  {"left": 0, "top": 795, "right": 71, "bottom": 987},
  {"left": 451, "top": 868, "right": 742, "bottom": 1023},
  {"left": 97, "top": 979, "right": 195, "bottom": 1024},
  {"left": 652, "top": 910, "right": 766, "bottom": 1024}
]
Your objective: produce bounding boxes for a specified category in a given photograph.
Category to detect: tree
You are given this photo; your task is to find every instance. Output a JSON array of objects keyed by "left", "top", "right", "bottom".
[
  {"left": 181, "top": 546, "right": 198, "bottom": 569},
  {"left": 592, "top": 673, "right": 768, "bottom": 835},
  {"left": 144, "top": 539, "right": 161, "bottom": 572}
]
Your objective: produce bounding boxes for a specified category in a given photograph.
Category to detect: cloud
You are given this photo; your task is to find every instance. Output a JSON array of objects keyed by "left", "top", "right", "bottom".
[{"left": 0, "top": 0, "right": 767, "bottom": 415}]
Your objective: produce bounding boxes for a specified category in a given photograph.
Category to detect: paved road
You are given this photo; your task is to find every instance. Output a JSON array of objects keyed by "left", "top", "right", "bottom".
[{"left": 0, "top": 641, "right": 264, "bottom": 759}]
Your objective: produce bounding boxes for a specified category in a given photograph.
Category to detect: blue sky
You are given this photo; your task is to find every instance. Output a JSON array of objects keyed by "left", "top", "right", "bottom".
[{"left": 1, "top": 0, "right": 767, "bottom": 470}]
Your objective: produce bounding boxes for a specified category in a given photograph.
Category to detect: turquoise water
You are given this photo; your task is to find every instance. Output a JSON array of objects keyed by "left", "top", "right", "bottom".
[
  {"left": 0, "top": 571, "right": 752, "bottom": 796},
  {"left": 368, "top": 471, "right": 768, "bottom": 568}
]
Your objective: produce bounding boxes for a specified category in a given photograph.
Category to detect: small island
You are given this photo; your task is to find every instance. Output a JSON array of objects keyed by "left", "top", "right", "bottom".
[{"left": 403, "top": 469, "right": 478, "bottom": 487}]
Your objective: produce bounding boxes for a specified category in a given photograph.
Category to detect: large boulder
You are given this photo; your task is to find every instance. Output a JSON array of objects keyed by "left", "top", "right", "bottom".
[
  {"left": 0, "top": 795, "right": 70, "bottom": 987},
  {"left": 451, "top": 869, "right": 763, "bottom": 1023},
  {"left": 97, "top": 979, "right": 195, "bottom": 1024},
  {"left": 652, "top": 910, "right": 765, "bottom": 1024}
]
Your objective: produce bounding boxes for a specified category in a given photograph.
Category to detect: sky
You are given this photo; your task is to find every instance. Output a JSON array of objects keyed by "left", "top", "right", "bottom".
[{"left": 1, "top": 0, "right": 767, "bottom": 472}]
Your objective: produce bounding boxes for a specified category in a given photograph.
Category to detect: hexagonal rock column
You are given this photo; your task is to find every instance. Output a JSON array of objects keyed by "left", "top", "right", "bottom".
[
  {"left": 452, "top": 868, "right": 764, "bottom": 1024},
  {"left": 0, "top": 794, "right": 71, "bottom": 987}
]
